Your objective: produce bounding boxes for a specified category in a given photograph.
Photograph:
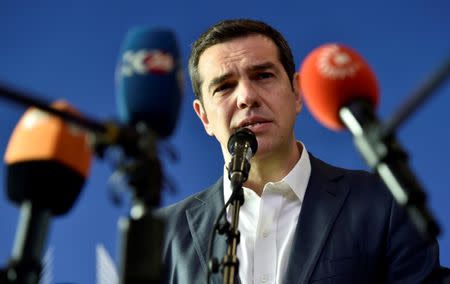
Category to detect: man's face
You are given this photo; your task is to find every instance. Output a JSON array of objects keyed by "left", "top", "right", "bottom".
[{"left": 193, "top": 35, "right": 302, "bottom": 162}]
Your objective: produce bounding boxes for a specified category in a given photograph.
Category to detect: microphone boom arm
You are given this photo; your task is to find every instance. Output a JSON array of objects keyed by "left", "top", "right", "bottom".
[
  {"left": 382, "top": 52, "right": 450, "bottom": 138},
  {"left": 0, "top": 82, "right": 153, "bottom": 158},
  {"left": 0, "top": 83, "right": 106, "bottom": 133},
  {"left": 339, "top": 99, "right": 440, "bottom": 240}
]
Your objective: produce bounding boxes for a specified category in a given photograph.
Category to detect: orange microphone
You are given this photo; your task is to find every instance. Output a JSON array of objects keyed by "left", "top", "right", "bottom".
[
  {"left": 4, "top": 101, "right": 92, "bottom": 215},
  {"left": 299, "top": 43, "right": 379, "bottom": 131},
  {"left": 2, "top": 101, "right": 92, "bottom": 283},
  {"left": 298, "top": 43, "right": 440, "bottom": 240}
]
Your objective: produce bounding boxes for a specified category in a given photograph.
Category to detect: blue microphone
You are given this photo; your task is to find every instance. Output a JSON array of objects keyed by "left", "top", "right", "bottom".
[
  {"left": 114, "top": 27, "right": 182, "bottom": 283},
  {"left": 116, "top": 27, "right": 182, "bottom": 138}
]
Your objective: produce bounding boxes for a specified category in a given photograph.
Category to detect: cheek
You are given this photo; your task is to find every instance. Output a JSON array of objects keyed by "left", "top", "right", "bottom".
[
  {"left": 217, "top": 106, "right": 236, "bottom": 139},
  {"left": 214, "top": 98, "right": 234, "bottom": 120},
  {"left": 277, "top": 93, "right": 299, "bottom": 122},
  {"left": 216, "top": 108, "right": 233, "bottom": 133},
  {"left": 205, "top": 102, "right": 232, "bottom": 131}
]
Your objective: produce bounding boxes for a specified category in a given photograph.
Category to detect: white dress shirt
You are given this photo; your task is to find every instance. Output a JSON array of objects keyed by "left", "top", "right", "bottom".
[{"left": 223, "top": 143, "right": 311, "bottom": 284}]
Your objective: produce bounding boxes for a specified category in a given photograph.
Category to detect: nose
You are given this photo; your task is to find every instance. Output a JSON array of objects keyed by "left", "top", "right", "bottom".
[{"left": 236, "top": 80, "right": 260, "bottom": 109}]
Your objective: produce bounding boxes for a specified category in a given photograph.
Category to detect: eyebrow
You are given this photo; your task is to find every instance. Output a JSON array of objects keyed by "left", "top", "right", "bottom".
[
  {"left": 206, "top": 62, "right": 277, "bottom": 94},
  {"left": 249, "top": 62, "right": 277, "bottom": 73},
  {"left": 207, "top": 73, "right": 233, "bottom": 94}
]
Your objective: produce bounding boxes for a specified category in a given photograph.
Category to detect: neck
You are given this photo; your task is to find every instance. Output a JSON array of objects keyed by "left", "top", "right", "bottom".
[{"left": 243, "top": 139, "right": 302, "bottom": 196}]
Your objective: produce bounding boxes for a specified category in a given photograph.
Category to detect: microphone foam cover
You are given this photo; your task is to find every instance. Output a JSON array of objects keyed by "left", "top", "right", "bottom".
[
  {"left": 4, "top": 101, "right": 92, "bottom": 215},
  {"left": 299, "top": 43, "right": 379, "bottom": 130},
  {"left": 116, "top": 27, "right": 183, "bottom": 138},
  {"left": 227, "top": 128, "right": 258, "bottom": 156}
]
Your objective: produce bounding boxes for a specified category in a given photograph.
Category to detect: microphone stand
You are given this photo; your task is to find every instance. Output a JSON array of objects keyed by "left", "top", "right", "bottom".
[
  {"left": 221, "top": 139, "right": 254, "bottom": 283},
  {"left": 94, "top": 125, "right": 165, "bottom": 284},
  {"left": 222, "top": 175, "right": 245, "bottom": 284},
  {"left": 210, "top": 128, "right": 256, "bottom": 284}
]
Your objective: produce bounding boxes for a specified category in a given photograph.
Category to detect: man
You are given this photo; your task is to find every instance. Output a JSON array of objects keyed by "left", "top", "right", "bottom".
[{"left": 157, "top": 19, "right": 441, "bottom": 283}]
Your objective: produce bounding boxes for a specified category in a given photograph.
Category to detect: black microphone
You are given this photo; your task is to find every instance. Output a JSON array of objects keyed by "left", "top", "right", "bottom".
[
  {"left": 227, "top": 128, "right": 258, "bottom": 188},
  {"left": 219, "top": 128, "right": 258, "bottom": 284}
]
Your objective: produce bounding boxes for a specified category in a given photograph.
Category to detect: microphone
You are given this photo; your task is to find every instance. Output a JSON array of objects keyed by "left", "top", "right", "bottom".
[
  {"left": 299, "top": 43, "right": 379, "bottom": 130},
  {"left": 298, "top": 43, "right": 440, "bottom": 239},
  {"left": 116, "top": 27, "right": 183, "bottom": 139},
  {"left": 227, "top": 128, "right": 258, "bottom": 187},
  {"left": 2, "top": 101, "right": 92, "bottom": 283},
  {"left": 216, "top": 128, "right": 257, "bottom": 284},
  {"left": 114, "top": 27, "right": 182, "bottom": 284}
]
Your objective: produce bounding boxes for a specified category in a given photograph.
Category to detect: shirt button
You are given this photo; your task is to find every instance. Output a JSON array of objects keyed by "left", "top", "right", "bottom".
[
  {"left": 261, "top": 274, "right": 268, "bottom": 283},
  {"left": 262, "top": 231, "right": 269, "bottom": 238}
]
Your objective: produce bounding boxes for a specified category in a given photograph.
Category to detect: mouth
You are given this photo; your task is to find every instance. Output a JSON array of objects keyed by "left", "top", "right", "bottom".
[{"left": 235, "top": 117, "right": 272, "bottom": 132}]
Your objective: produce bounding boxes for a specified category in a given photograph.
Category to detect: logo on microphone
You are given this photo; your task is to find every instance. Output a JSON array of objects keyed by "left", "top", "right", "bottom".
[
  {"left": 22, "top": 109, "right": 49, "bottom": 129},
  {"left": 317, "top": 44, "right": 361, "bottom": 79},
  {"left": 120, "top": 49, "right": 175, "bottom": 77}
]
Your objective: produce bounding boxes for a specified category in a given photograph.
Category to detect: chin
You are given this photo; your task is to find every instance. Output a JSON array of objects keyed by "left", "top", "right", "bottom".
[
  {"left": 252, "top": 142, "right": 273, "bottom": 159},
  {"left": 254, "top": 137, "right": 289, "bottom": 157}
]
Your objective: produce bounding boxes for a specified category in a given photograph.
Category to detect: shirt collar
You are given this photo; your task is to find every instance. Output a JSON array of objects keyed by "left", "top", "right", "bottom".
[{"left": 223, "top": 141, "right": 311, "bottom": 204}]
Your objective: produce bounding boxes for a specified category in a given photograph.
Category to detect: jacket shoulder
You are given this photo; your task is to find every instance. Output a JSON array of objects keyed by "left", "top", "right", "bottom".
[{"left": 154, "top": 178, "right": 223, "bottom": 220}]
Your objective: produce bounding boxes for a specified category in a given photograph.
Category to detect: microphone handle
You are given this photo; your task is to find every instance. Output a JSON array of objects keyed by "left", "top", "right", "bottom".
[
  {"left": 117, "top": 154, "right": 164, "bottom": 283},
  {"left": 339, "top": 99, "right": 440, "bottom": 240},
  {"left": 118, "top": 210, "right": 164, "bottom": 284},
  {"left": 2, "top": 201, "right": 51, "bottom": 284}
]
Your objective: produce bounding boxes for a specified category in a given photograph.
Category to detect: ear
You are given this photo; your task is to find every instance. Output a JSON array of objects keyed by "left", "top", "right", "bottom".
[
  {"left": 193, "top": 99, "right": 214, "bottom": 136},
  {"left": 293, "top": 72, "right": 303, "bottom": 114}
]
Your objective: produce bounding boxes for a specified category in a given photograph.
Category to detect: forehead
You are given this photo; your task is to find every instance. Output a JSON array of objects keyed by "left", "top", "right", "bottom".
[{"left": 198, "top": 35, "right": 280, "bottom": 81}]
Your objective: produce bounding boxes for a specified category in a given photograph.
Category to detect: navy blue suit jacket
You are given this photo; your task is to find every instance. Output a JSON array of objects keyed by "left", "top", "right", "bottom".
[{"left": 157, "top": 154, "right": 441, "bottom": 283}]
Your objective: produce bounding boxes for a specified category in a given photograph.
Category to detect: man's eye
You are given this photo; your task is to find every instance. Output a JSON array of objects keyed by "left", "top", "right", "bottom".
[
  {"left": 213, "top": 83, "right": 233, "bottom": 94},
  {"left": 256, "top": 72, "right": 274, "bottom": 80}
]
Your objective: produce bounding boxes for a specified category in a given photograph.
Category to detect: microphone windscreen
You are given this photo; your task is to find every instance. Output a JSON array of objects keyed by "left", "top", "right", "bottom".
[
  {"left": 298, "top": 43, "right": 379, "bottom": 130},
  {"left": 227, "top": 128, "right": 258, "bottom": 156},
  {"left": 116, "top": 27, "right": 183, "bottom": 138},
  {"left": 4, "top": 101, "right": 92, "bottom": 215}
]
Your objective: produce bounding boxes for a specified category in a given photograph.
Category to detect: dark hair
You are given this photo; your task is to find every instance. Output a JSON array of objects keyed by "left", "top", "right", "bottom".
[{"left": 188, "top": 19, "right": 295, "bottom": 101}]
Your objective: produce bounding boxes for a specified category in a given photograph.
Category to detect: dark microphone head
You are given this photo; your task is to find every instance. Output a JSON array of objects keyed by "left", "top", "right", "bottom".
[
  {"left": 227, "top": 128, "right": 258, "bottom": 157},
  {"left": 227, "top": 128, "right": 258, "bottom": 186},
  {"left": 298, "top": 43, "right": 379, "bottom": 130},
  {"left": 4, "top": 102, "right": 92, "bottom": 216},
  {"left": 116, "top": 27, "right": 183, "bottom": 138}
]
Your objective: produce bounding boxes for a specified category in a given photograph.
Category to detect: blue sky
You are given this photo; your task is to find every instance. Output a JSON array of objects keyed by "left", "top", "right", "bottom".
[{"left": 0, "top": 1, "right": 449, "bottom": 282}]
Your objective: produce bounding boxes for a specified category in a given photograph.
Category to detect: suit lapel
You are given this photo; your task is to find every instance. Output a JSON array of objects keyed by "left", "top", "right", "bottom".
[
  {"left": 185, "top": 178, "right": 228, "bottom": 284},
  {"left": 283, "top": 155, "right": 350, "bottom": 284}
]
